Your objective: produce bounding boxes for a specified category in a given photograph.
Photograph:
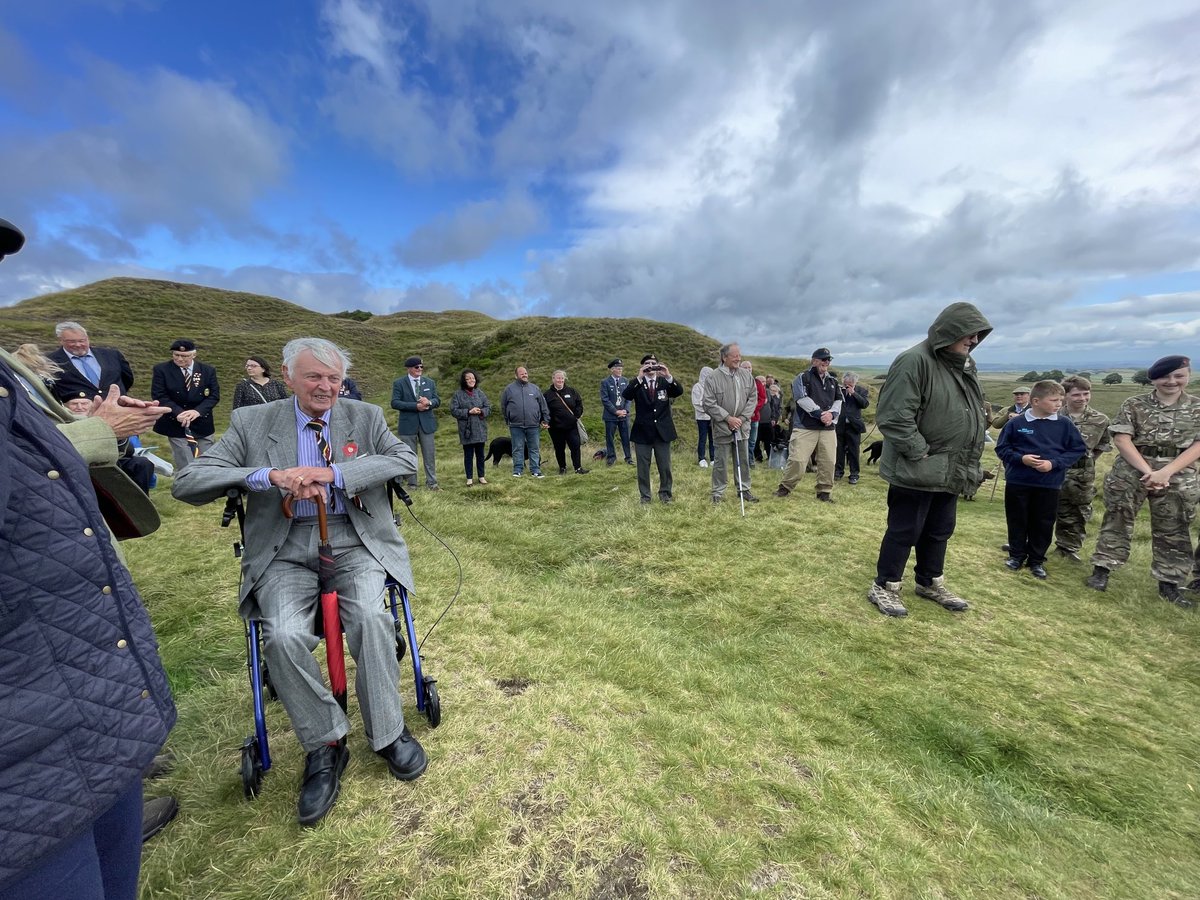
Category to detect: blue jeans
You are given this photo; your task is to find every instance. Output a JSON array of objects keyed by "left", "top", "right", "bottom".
[
  {"left": 748, "top": 422, "right": 760, "bottom": 460},
  {"left": 604, "top": 417, "right": 631, "bottom": 462},
  {"left": 0, "top": 781, "right": 143, "bottom": 900},
  {"left": 509, "top": 426, "right": 542, "bottom": 475}
]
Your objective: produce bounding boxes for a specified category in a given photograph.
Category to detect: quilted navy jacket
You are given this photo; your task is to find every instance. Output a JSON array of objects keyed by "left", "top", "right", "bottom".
[{"left": 0, "top": 360, "right": 176, "bottom": 889}]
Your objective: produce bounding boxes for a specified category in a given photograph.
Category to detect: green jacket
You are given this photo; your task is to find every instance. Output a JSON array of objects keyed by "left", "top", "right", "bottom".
[{"left": 877, "top": 302, "right": 992, "bottom": 494}]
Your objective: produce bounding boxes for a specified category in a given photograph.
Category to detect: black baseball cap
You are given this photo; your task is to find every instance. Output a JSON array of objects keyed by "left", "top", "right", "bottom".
[{"left": 812, "top": 348, "right": 833, "bottom": 361}]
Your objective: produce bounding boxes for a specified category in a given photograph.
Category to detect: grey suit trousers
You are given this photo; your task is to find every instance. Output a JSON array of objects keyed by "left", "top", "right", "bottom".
[
  {"left": 257, "top": 516, "right": 405, "bottom": 752},
  {"left": 399, "top": 432, "right": 438, "bottom": 487},
  {"left": 167, "top": 434, "right": 214, "bottom": 472}
]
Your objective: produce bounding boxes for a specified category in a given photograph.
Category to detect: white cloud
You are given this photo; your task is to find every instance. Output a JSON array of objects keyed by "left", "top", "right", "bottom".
[{"left": 395, "top": 190, "right": 542, "bottom": 269}]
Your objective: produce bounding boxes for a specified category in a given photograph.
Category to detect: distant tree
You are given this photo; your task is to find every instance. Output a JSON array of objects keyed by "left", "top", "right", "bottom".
[
  {"left": 1042, "top": 369, "right": 1065, "bottom": 381},
  {"left": 1021, "top": 370, "right": 1040, "bottom": 382},
  {"left": 332, "top": 309, "right": 374, "bottom": 321},
  {"left": 1131, "top": 369, "right": 1152, "bottom": 385},
  {"left": 1076, "top": 371, "right": 1091, "bottom": 379},
  {"left": 1103, "top": 372, "right": 1123, "bottom": 385}
]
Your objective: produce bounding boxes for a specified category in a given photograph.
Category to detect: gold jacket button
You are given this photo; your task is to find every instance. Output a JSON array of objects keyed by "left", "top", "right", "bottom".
[
  {"left": 83, "top": 527, "right": 94, "bottom": 537},
  {"left": 102, "top": 585, "right": 112, "bottom": 594},
  {"left": 48, "top": 470, "right": 61, "bottom": 480},
  {"left": 0, "top": 387, "right": 8, "bottom": 397},
  {"left": 141, "top": 690, "right": 150, "bottom": 699},
  {"left": 117, "top": 639, "right": 128, "bottom": 649}
]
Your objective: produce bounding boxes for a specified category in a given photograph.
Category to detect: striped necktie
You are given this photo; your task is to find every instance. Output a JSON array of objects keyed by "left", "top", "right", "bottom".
[{"left": 306, "top": 418, "right": 364, "bottom": 513}]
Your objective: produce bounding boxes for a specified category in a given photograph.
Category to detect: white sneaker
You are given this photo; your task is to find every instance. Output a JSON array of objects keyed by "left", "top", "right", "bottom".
[{"left": 699, "top": 459, "right": 709, "bottom": 468}]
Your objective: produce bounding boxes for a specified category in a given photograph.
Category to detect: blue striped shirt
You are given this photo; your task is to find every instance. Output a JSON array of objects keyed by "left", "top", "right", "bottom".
[{"left": 245, "top": 399, "right": 346, "bottom": 514}]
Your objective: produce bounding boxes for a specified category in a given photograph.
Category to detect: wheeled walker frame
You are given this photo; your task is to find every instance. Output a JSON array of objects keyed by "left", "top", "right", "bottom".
[{"left": 220, "top": 488, "right": 441, "bottom": 799}]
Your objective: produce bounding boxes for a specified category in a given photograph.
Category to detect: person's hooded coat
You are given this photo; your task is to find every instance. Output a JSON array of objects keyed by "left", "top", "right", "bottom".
[{"left": 876, "top": 302, "right": 992, "bottom": 494}]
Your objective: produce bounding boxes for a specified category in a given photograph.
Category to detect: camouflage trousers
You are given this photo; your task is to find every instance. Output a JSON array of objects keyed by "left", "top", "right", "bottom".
[
  {"left": 1054, "top": 471, "right": 1096, "bottom": 553},
  {"left": 1091, "top": 458, "right": 1200, "bottom": 584}
]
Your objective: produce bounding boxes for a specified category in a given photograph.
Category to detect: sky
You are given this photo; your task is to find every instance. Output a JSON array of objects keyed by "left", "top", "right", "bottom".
[{"left": 0, "top": 0, "right": 1197, "bottom": 365}]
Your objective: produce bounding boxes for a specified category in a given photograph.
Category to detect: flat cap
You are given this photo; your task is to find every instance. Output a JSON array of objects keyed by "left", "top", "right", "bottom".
[{"left": 1012, "top": 386, "right": 1030, "bottom": 394}]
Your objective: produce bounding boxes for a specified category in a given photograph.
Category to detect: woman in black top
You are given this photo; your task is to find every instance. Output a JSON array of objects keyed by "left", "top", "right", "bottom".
[
  {"left": 231, "top": 356, "right": 288, "bottom": 409},
  {"left": 544, "top": 369, "right": 589, "bottom": 475}
]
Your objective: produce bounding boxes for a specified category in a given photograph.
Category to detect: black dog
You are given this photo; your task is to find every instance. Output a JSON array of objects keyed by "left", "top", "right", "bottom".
[
  {"left": 864, "top": 440, "right": 884, "bottom": 465},
  {"left": 485, "top": 436, "right": 531, "bottom": 467}
]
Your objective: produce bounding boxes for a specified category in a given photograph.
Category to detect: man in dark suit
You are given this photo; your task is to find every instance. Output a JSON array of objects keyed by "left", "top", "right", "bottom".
[
  {"left": 389, "top": 355, "right": 440, "bottom": 490},
  {"left": 173, "top": 337, "right": 427, "bottom": 827},
  {"left": 622, "top": 353, "right": 683, "bottom": 503},
  {"left": 48, "top": 320, "right": 135, "bottom": 403},
  {"left": 599, "top": 358, "right": 633, "bottom": 466},
  {"left": 151, "top": 339, "right": 221, "bottom": 471},
  {"left": 834, "top": 371, "right": 870, "bottom": 484}
]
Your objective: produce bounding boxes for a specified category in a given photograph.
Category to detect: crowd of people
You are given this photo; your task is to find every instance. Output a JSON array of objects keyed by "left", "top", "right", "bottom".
[{"left": 4, "top": 208, "right": 1199, "bottom": 897}]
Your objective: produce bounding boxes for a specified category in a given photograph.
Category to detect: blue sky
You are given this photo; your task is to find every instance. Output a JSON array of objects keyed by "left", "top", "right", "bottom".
[{"left": 1, "top": 0, "right": 1198, "bottom": 364}]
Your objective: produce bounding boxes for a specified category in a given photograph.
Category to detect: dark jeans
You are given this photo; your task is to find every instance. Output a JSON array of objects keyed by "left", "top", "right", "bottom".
[
  {"left": 1004, "top": 484, "right": 1060, "bottom": 565},
  {"left": 696, "top": 420, "right": 714, "bottom": 461},
  {"left": 0, "top": 781, "right": 143, "bottom": 900},
  {"left": 549, "top": 425, "right": 583, "bottom": 470},
  {"left": 755, "top": 422, "right": 776, "bottom": 460},
  {"left": 875, "top": 486, "right": 958, "bottom": 585},
  {"left": 835, "top": 425, "right": 862, "bottom": 478},
  {"left": 604, "top": 417, "right": 631, "bottom": 462},
  {"left": 462, "top": 442, "right": 485, "bottom": 479}
]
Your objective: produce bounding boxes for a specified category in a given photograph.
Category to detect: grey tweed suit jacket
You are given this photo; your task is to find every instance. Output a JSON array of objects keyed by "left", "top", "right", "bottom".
[{"left": 172, "top": 397, "right": 418, "bottom": 616}]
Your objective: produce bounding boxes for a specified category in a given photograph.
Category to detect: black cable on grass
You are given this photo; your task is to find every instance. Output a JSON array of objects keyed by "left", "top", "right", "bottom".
[{"left": 390, "top": 483, "right": 462, "bottom": 651}]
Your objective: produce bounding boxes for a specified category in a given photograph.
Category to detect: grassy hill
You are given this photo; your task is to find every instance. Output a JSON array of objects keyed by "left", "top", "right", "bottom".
[{"left": 5, "top": 278, "right": 1194, "bottom": 897}]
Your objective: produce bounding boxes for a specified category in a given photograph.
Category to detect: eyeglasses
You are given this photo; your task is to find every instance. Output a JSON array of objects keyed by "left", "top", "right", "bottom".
[{"left": 411, "top": 364, "right": 424, "bottom": 369}]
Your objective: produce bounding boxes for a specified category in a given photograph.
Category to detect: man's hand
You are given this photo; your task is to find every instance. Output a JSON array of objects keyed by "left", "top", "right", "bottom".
[
  {"left": 177, "top": 409, "right": 201, "bottom": 427},
  {"left": 269, "top": 466, "right": 335, "bottom": 503},
  {"left": 87, "top": 386, "right": 171, "bottom": 438},
  {"left": 819, "top": 411, "right": 834, "bottom": 426},
  {"left": 727, "top": 415, "right": 743, "bottom": 431},
  {"left": 416, "top": 396, "right": 431, "bottom": 411}
]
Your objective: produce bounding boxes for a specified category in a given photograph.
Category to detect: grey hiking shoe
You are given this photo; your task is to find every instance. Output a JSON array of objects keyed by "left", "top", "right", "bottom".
[
  {"left": 867, "top": 580, "right": 907, "bottom": 617},
  {"left": 914, "top": 576, "right": 969, "bottom": 611}
]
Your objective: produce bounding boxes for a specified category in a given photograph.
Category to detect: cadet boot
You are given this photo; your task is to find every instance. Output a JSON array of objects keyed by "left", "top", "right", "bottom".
[
  {"left": 1187, "top": 577, "right": 1200, "bottom": 594},
  {"left": 1085, "top": 566, "right": 1109, "bottom": 591},
  {"left": 1158, "top": 582, "right": 1195, "bottom": 610},
  {"left": 1055, "top": 546, "right": 1081, "bottom": 562},
  {"left": 914, "top": 576, "right": 969, "bottom": 612}
]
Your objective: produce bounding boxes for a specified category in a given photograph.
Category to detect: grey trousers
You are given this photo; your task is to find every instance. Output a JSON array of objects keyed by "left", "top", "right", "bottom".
[
  {"left": 167, "top": 434, "right": 214, "bottom": 472},
  {"left": 256, "top": 516, "right": 405, "bottom": 752},
  {"left": 711, "top": 436, "right": 751, "bottom": 500},
  {"left": 634, "top": 440, "right": 673, "bottom": 501},
  {"left": 399, "top": 431, "right": 438, "bottom": 487}
]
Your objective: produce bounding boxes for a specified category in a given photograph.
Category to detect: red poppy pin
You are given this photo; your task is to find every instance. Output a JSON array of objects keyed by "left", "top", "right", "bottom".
[{"left": 343, "top": 441, "right": 358, "bottom": 458}]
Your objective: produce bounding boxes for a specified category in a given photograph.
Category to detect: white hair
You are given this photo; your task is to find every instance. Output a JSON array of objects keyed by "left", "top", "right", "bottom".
[
  {"left": 282, "top": 338, "right": 350, "bottom": 376},
  {"left": 55, "top": 321, "right": 87, "bottom": 338},
  {"left": 553, "top": 369, "right": 567, "bottom": 379}
]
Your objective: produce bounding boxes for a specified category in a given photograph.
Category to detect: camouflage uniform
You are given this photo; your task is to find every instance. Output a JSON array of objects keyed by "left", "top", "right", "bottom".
[
  {"left": 1090, "top": 391, "right": 1200, "bottom": 584},
  {"left": 1053, "top": 405, "right": 1112, "bottom": 553}
]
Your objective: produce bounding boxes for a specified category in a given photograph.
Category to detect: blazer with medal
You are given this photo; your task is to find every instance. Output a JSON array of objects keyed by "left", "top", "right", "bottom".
[
  {"left": 622, "top": 374, "right": 683, "bottom": 443},
  {"left": 151, "top": 359, "right": 221, "bottom": 438}
]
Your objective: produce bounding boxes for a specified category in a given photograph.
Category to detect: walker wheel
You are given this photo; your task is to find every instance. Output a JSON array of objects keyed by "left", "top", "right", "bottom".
[
  {"left": 241, "top": 736, "right": 265, "bottom": 800},
  {"left": 423, "top": 676, "right": 441, "bottom": 728}
]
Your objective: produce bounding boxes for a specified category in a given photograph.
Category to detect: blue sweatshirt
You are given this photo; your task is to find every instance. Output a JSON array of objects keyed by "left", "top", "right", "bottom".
[{"left": 995, "top": 411, "right": 1087, "bottom": 489}]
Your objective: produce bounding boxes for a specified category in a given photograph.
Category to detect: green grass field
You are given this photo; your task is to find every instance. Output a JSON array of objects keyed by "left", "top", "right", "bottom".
[
  {"left": 5, "top": 278, "right": 1194, "bottom": 897},
  {"left": 129, "top": 431, "right": 1200, "bottom": 899}
]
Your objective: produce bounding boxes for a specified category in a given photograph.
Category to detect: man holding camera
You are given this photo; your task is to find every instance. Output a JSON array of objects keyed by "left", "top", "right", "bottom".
[{"left": 622, "top": 354, "right": 683, "bottom": 504}]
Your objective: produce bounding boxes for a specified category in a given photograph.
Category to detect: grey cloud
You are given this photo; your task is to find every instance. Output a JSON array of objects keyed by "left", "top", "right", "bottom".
[{"left": 395, "top": 191, "right": 542, "bottom": 269}]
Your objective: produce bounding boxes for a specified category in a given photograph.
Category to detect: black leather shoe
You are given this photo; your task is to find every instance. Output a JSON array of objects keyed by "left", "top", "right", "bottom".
[
  {"left": 1086, "top": 566, "right": 1109, "bottom": 591},
  {"left": 739, "top": 491, "right": 760, "bottom": 503},
  {"left": 816, "top": 492, "right": 834, "bottom": 503},
  {"left": 1004, "top": 557, "right": 1024, "bottom": 571},
  {"left": 1029, "top": 564, "right": 1048, "bottom": 580},
  {"left": 142, "top": 795, "right": 178, "bottom": 842},
  {"left": 297, "top": 738, "right": 349, "bottom": 827},
  {"left": 377, "top": 727, "right": 427, "bottom": 781}
]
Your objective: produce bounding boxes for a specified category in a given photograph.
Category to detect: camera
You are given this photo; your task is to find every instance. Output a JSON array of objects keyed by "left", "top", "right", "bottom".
[{"left": 649, "top": 364, "right": 665, "bottom": 372}]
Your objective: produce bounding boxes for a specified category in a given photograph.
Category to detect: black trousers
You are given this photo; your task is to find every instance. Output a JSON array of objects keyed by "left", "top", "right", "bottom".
[
  {"left": 875, "top": 486, "right": 958, "bottom": 585},
  {"left": 116, "top": 455, "right": 154, "bottom": 494},
  {"left": 1004, "top": 484, "right": 1060, "bottom": 565},
  {"left": 549, "top": 425, "right": 582, "bottom": 470},
  {"left": 835, "top": 425, "right": 862, "bottom": 477}
]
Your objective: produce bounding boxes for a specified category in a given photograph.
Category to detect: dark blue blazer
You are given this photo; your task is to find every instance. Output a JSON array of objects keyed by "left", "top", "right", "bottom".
[
  {"left": 599, "top": 375, "right": 630, "bottom": 422},
  {"left": 622, "top": 377, "right": 683, "bottom": 443},
  {"left": 48, "top": 346, "right": 134, "bottom": 402}
]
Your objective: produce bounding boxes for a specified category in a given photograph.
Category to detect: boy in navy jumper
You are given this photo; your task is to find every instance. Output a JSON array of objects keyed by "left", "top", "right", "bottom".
[{"left": 996, "top": 380, "right": 1087, "bottom": 578}]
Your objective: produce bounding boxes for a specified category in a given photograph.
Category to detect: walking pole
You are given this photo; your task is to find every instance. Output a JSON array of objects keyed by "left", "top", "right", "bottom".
[{"left": 733, "top": 429, "right": 746, "bottom": 518}]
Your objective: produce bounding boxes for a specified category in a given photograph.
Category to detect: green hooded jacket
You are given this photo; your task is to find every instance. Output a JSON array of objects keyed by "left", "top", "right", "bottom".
[{"left": 876, "top": 302, "right": 993, "bottom": 494}]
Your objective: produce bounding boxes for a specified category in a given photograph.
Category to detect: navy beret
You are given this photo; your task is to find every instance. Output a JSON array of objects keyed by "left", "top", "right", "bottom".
[{"left": 1148, "top": 355, "right": 1190, "bottom": 380}]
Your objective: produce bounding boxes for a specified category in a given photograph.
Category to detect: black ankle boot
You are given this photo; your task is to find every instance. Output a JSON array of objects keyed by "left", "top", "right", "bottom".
[
  {"left": 1158, "top": 582, "right": 1194, "bottom": 609},
  {"left": 1085, "top": 566, "right": 1109, "bottom": 591}
]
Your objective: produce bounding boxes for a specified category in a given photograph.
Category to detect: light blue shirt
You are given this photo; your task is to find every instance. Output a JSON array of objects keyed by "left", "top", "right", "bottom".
[{"left": 246, "top": 399, "right": 346, "bottom": 515}]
